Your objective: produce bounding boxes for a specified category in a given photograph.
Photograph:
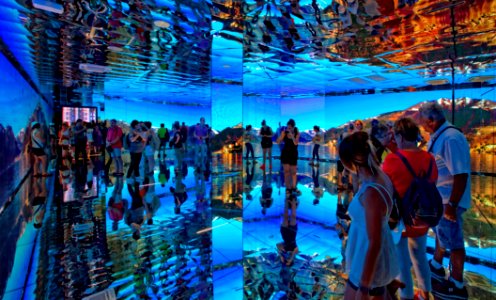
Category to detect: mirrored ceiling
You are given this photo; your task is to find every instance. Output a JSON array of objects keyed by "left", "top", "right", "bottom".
[
  {"left": 242, "top": 0, "right": 496, "bottom": 97},
  {"left": 0, "top": 0, "right": 495, "bottom": 102},
  {"left": 0, "top": 0, "right": 214, "bottom": 105}
]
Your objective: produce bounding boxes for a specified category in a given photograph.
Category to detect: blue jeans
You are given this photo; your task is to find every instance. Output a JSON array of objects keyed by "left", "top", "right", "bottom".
[
  {"left": 245, "top": 143, "right": 254, "bottom": 159},
  {"left": 195, "top": 143, "right": 207, "bottom": 169},
  {"left": 396, "top": 235, "right": 431, "bottom": 298},
  {"left": 312, "top": 144, "right": 320, "bottom": 161}
]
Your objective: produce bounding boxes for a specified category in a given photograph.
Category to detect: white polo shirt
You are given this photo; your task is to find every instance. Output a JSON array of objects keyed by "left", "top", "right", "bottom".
[{"left": 427, "top": 121, "right": 471, "bottom": 209}]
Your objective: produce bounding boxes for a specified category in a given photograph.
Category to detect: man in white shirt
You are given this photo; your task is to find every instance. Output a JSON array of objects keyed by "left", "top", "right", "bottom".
[{"left": 419, "top": 102, "right": 471, "bottom": 300}]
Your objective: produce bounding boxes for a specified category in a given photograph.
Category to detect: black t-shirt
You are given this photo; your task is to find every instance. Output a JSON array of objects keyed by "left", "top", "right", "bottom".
[
  {"left": 260, "top": 126, "right": 273, "bottom": 144},
  {"left": 173, "top": 132, "right": 183, "bottom": 148}
]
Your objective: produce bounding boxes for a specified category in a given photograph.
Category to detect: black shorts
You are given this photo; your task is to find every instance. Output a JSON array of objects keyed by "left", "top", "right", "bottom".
[
  {"left": 281, "top": 224, "right": 298, "bottom": 251},
  {"left": 261, "top": 140, "right": 273, "bottom": 149},
  {"left": 32, "top": 148, "right": 46, "bottom": 157},
  {"left": 281, "top": 150, "right": 298, "bottom": 166}
]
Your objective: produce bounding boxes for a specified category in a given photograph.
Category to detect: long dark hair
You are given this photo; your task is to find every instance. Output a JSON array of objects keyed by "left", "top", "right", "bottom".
[{"left": 339, "top": 132, "right": 380, "bottom": 174}]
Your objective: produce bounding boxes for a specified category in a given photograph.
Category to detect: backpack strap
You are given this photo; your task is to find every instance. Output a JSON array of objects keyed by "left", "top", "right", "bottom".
[
  {"left": 427, "top": 126, "right": 461, "bottom": 153},
  {"left": 365, "top": 183, "right": 392, "bottom": 212},
  {"left": 395, "top": 151, "right": 434, "bottom": 179}
]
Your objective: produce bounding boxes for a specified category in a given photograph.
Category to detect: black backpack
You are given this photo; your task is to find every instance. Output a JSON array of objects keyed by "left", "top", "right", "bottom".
[{"left": 395, "top": 151, "right": 443, "bottom": 228}]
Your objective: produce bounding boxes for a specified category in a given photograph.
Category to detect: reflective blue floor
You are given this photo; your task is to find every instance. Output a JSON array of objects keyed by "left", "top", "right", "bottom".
[{"left": 1, "top": 145, "right": 495, "bottom": 299}]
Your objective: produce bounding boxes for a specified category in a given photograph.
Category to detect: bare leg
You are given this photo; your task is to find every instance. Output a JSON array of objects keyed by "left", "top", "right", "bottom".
[
  {"left": 41, "top": 155, "right": 48, "bottom": 174},
  {"left": 433, "top": 236, "right": 445, "bottom": 266},
  {"left": 290, "top": 165, "right": 297, "bottom": 189},
  {"left": 268, "top": 148, "right": 272, "bottom": 170},
  {"left": 450, "top": 248, "right": 466, "bottom": 282},
  {"left": 283, "top": 164, "right": 291, "bottom": 191}
]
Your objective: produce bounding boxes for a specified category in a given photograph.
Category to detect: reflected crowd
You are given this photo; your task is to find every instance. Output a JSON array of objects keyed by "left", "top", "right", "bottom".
[
  {"left": 1, "top": 102, "right": 494, "bottom": 299},
  {"left": 241, "top": 102, "right": 475, "bottom": 300}
]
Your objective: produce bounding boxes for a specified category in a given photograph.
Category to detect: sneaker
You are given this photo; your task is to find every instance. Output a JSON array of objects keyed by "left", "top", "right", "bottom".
[
  {"left": 429, "top": 259, "right": 446, "bottom": 282},
  {"left": 432, "top": 279, "right": 468, "bottom": 300}
]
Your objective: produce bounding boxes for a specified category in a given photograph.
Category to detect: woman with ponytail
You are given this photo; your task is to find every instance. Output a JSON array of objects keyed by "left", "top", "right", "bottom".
[{"left": 340, "top": 132, "right": 398, "bottom": 300}]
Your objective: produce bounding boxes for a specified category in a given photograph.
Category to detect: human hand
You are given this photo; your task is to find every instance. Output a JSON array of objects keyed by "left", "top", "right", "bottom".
[{"left": 443, "top": 204, "right": 457, "bottom": 222}]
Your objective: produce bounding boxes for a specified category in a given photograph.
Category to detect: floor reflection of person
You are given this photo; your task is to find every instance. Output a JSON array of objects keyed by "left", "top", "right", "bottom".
[
  {"left": 276, "top": 164, "right": 285, "bottom": 196},
  {"left": 59, "top": 155, "right": 72, "bottom": 192},
  {"left": 158, "top": 159, "right": 170, "bottom": 187},
  {"left": 73, "top": 119, "right": 87, "bottom": 164},
  {"left": 32, "top": 176, "right": 47, "bottom": 229},
  {"left": 59, "top": 122, "right": 72, "bottom": 163},
  {"left": 276, "top": 119, "right": 300, "bottom": 197},
  {"left": 171, "top": 168, "right": 188, "bottom": 214},
  {"left": 244, "top": 161, "right": 255, "bottom": 200},
  {"left": 277, "top": 194, "right": 299, "bottom": 267},
  {"left": 74, "top": 160, "right": 88, "bottom": 196},
  {"left": 108, "top": 176, "right": 126, "bottom": 231},
  {"left": 31, "top": 121, "right": 48, "bottom": 177},
  {"left": 339, "top": 132, "right": 398, "bottom": 300},
  {"left": 194, "top": 168, "right": 208, "bottom": 220},
  {"left": 311, "top": 166, "right": 323, "bottom": 205},
  {"left": 143, "top": 175, "right": 160, "bottom": 225},
  {"left": 125, "top": 181, "right": 145, "bottom": 240},
  {"left": 257, "top": 274, "right": 275, "bottom": 300},
  {"left": 260, "top": 171, "right": 273, "bottom": 215}
]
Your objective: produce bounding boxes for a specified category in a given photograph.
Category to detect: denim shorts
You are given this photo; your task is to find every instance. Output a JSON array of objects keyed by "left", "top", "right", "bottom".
[
  {"left": 110, "top": 148, "right": 122, "bottom": 158},
  {"left": 435, "top": 207, "right": 466, "bottom": 250}
]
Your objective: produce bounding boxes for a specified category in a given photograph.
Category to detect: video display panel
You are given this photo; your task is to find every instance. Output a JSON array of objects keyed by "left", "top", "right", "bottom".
[{"left": 61, "top": 106, "right": 97, "bottom": 124}]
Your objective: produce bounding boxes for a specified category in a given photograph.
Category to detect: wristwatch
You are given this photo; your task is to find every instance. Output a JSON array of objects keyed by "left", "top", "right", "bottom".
[{"left": 448, "top": 201, "right": 458, "bottom": 208}]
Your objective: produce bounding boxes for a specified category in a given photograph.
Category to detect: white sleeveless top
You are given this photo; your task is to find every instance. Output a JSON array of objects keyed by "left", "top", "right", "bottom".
[
  {"left": 31, "top": 128, "right": 45, "bottom": 149},
  {"left": 345, "top": 182, "right": 399, "bottom": 288}
]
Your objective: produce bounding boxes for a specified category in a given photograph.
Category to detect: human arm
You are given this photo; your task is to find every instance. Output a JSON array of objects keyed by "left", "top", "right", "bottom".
[
  {"left": 73, "top": 125, "right": 86, "bottom": 135},
  {"left": 359, "top": 188, "right": 388, "bottom": 290},
  {"left": 444, "top": 173, "right": 468, "bottom": 221},
  {"left": 442, "top": 137, "right": 469, "bottom": 221},
  {"left": 276, "top": 130, "right": 286, "bottom": 144}
]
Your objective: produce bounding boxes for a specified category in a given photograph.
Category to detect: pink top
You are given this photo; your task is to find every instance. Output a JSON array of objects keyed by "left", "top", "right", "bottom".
[{"left": 107, "top": 126, "right": 123, "bottom": 149}]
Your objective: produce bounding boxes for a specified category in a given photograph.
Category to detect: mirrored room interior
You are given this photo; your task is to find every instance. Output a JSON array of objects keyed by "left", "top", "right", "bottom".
[{"left": 0, "top": 0, "right": 494, "bottom": 299}]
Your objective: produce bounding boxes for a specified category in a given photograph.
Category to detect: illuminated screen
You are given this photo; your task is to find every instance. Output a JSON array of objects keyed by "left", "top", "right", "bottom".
[{"left": 62, "top": 106, "right": 97, "bottom": 124}]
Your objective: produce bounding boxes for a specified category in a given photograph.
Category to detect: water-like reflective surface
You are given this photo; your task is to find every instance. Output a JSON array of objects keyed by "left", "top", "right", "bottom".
[{"left": 1, "top": 144, "right": 495, "bottom": 299}]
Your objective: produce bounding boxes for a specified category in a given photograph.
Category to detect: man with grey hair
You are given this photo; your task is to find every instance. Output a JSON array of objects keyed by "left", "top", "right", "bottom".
[{"left": 418, "top": 101, "right": 470, "bottom": 299}]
